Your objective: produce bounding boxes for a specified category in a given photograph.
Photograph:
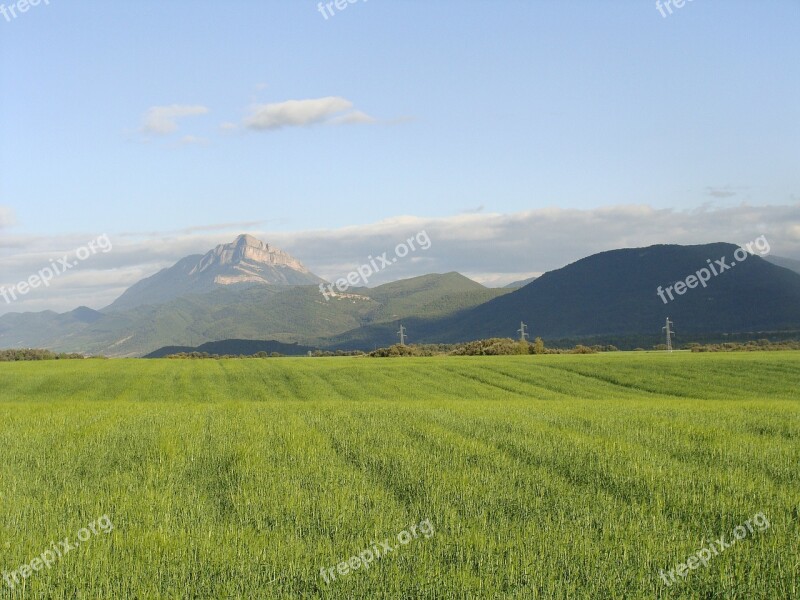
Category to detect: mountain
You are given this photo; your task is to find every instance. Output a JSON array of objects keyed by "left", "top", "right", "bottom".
[
  {"left": 0, "top": 270, "right": 507, "bottom": 356},
  {"left": 355, "top": 273, "right": 508, "bottom": 321},
  {"left": 765, "top": 255, "right": 800, "bottom": 276},
  {"left": 417, "top": 243, "right": 800, "bottom": 342},
  {"left": 3, "top": 241, "right": 799, "bottom": 356},
  {"left": 107, "top": 234, "right": 324, "bottom": 311},
  {"left": 505, "top": 277, "right": 538, "bottom": 289},
  {"left": 0, "top": 306, "right": 103, "bottom": 349}
]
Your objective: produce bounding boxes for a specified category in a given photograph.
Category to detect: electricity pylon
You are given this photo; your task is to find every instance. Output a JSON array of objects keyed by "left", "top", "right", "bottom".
[
  {"left": 397, "top": 324, "right": 407, "bottom": 346},
  {"left": 662, "top": 317, "right": 675, "bottom": 352},
  {"left": 517, "top": 321, "right": 529, "bottom": 342}
]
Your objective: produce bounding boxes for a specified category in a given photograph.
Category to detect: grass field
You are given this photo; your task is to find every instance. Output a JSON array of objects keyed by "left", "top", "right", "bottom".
[{"left": 1, "top": 353, "right": 798, "bottom": 599}]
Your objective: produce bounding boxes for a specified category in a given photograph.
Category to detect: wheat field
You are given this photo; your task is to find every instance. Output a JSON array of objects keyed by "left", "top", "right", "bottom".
[{"left": 1, "top": 353, "right": 798, "bottom": 598}]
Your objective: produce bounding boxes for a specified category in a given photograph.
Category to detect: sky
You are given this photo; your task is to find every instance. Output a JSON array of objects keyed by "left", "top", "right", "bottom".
[{"left": 1, "top": 0, "right": 799, "bottom": 314}]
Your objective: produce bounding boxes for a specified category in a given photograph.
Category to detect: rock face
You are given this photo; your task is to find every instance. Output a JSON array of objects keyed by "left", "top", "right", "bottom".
[
  {"left": 193, "top": 234, "right": 317, "bottom": 285},
  {"left": 106, "top": 234, "right": 324, "bottom": 311}
]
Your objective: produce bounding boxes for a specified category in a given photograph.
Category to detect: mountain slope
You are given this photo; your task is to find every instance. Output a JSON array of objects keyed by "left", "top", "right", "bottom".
[
  {"left": 356, "top": 273, "right": 509, "bottom": 321},
  {"left": 0, "top": 307, "right": 103, "bottom": 349},
  {"left": 765, "top": 255, "right": 800, "bottom": 276},
  {"left": 427, "top": 243, "right": 800, "bottom": 341},
  {"left": 505, "top": 277, "right": 538, "bottom": 289},
  {"left": 4, "top": 242, "right": 798, "bottom": 355},
  {"left": 0, "top": 272, "right": 507, "bottom": 356},
  {"left": 107, "top": 234, "right": 323, "bottom": 311}
]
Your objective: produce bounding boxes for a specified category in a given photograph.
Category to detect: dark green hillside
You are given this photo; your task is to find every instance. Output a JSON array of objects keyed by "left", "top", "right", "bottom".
[
  {"left": 357, "top": 272, "right": 510, "bottom": 322},
  {"left": 144, "top": 339, "right": 315, "bottom": 358},
  {"left": 437, "top": 243, "right": 800, "bottom": 340},
  {"left": 0, "top": 273, "right": 506, "bottom": 356}
]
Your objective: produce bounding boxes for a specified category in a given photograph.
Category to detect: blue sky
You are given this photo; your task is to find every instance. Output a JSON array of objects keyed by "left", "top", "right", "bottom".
[{"left": 1, "top": 0, "right": 799, "bottom": 312}]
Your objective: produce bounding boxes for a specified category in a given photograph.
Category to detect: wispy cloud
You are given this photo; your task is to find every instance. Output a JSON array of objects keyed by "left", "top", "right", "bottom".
[
  {"left": 0, "top": 206, "right": 14, "bottom": 229},
  {"left": 329, "top": 110, "right": 377, "bottom": 125},
  {"left": 118, "top": 220, "right": 274, "bottom": 238},
  {"left": 179, "top": 135, "right": 209, "bottom": 146},
  {"left": 705, "top": 185, "right": 748, "bottom": 199},
  {"left": 243, "top": 97, "right": 374, "bottom": 131},
  {"left": 3, "top": 203, "right": 799, "bottom": 315},
  {"left": 264, "top": 203, "right": 800, "bottom": 286},
  {"left": 141, "top": 105, "right": 210, "bottom": 135}
]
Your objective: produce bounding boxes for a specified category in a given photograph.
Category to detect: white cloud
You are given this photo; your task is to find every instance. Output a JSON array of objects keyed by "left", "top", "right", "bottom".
[
  {"left": 118, "top": 220, "right": 273, "bottom": 237},
  {"left": 0, "top": 206, "right": 14, "bottom": 229},
  {"left": 329, "top": 110, "right": 377, "bottom": 126},
  {"left": 179, "top": 135, "right": 209, "bottom": 146},
  {"left": 243, "top": 97, "right": 373, "bottom": 131},
  {"left": 706, "top": 185, "right": 749, "bottom": 199},
  {"left": 141, "top": 105, "right": 210, "bottom": 135},
  {"left": 263, "top": 203, "right": 800, "bottom": 286},
  {"left": 2, "top": 202, "right": 799, "bottom": 314}
]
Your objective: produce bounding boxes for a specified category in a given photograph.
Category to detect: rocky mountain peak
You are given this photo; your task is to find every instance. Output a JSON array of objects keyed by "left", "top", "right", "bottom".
[
  {"left": 234, "top": 233, "right": 261, "bottom": 247},
  {"left": 106, "top": 234, "right": 324, "bottom": 311},
  {"left": 192, "top": 234, "right": 311, "bottom": 275}
]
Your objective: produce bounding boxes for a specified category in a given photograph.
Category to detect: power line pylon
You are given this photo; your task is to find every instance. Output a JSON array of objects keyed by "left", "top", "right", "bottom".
[
  {"left": 517, "top": 321, "right": 529, "bottom": 342},
  {"left": 397, "top": 324, "right": 407, "bottom": 346},
  {"left": 662, "top": 317, "right": 675, "bottom": 352}
]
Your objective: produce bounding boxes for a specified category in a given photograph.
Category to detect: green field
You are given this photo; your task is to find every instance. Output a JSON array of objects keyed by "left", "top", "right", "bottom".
[{"left": 1, "top": 353, "right": 798, "bottom": 599}]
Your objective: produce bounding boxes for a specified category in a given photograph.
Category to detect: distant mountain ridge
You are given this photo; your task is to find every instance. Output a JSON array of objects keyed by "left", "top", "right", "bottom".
[
  {"left": 416, "top": 243, "right": 800, "bottom": 342},
  {"left": 2, "top": 239, "right": 799, "bottom": 356},
  {"left": 505, "top": 277, "right": 538, "bottom": 289},
  {"left": 107, "top": 234, "right": 324, "bottom": 311},
  {"left": 0, "top": 265, "right": 507, "bottom": 356}
]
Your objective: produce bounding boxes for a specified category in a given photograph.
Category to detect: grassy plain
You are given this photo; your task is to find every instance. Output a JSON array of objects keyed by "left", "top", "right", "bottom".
[{"left": 0, "top": 353, "right": 798, "bottom": 598}]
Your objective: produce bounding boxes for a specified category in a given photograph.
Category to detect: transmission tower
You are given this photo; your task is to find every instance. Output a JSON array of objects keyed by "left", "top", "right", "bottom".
[
  {"left": 662, "top": 317, "right": 675, "bottom": 352},
  {"left": 517, "top": 321, "right": 529, "bottom": 342},
  {"left": 397, "top": 324, "right": 407, "bottom": 346}
]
